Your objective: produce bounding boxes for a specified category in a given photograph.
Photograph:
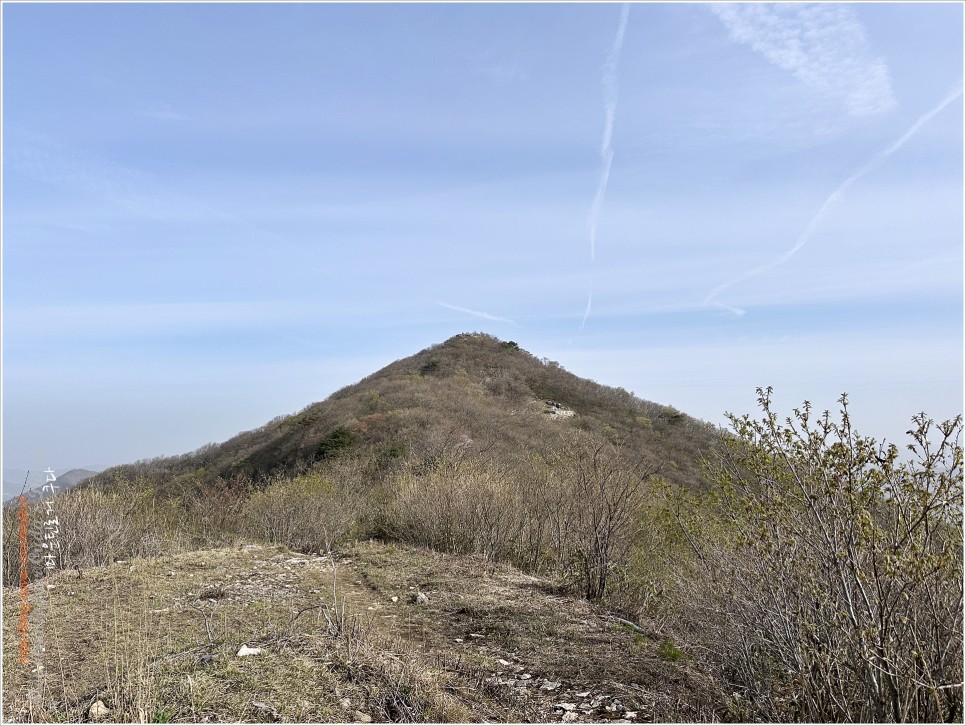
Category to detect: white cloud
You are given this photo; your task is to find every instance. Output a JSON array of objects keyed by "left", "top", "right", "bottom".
[{"left": 711, "top": 2, "right": 896, "bottom": 117}]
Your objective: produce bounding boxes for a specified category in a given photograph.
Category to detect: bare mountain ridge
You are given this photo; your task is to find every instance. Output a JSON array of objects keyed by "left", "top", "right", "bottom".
[{"left": 90, "top": 333, "right": 720, "bottom": 493}]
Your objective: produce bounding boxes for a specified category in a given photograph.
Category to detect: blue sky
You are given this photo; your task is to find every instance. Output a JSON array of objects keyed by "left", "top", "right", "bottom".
[{"left": 2, "top": 2, "right": 963, "bottom": 482}]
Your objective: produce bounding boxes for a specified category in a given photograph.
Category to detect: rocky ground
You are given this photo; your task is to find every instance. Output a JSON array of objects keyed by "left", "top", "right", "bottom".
[{"left": 3, "top": 541, "right": 719, "bottom": 723}]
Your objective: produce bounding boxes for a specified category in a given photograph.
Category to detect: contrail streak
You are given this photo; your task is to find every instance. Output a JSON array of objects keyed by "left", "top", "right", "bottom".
[
  {"left": 435, "top": 301, "right": 520, "bottom": 327},
  {"left": 589, "top": 3, "right": 630, "bottom": 263},
  {"left": 704, "top": 82, "right": 964, "bottom": 308},
  {"left": 578, "top": 3, "right": 629, "bottom": 339},
  {"left": 579, "top": 289, "right": 593, "bottom": 331}
]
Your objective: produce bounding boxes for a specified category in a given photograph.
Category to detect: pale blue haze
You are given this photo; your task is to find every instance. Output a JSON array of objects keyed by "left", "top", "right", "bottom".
[{"left": 2, "top": 2, "right": 963, "bottom": 485}]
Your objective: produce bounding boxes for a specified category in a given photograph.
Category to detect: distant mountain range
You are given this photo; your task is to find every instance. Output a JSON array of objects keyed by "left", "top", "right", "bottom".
[{"left": 3, "top": 468, "right": 100, "bottom": 503}]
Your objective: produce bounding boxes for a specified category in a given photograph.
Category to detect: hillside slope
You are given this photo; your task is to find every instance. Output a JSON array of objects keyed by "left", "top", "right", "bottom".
[{"left": 90, "top": 334, "right": 720, "bottom": 494}]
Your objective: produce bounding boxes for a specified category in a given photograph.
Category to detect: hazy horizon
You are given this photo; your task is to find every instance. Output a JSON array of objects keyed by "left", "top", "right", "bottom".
[{"left": 3, "top": 2, "right": 963, "bottom": 474}]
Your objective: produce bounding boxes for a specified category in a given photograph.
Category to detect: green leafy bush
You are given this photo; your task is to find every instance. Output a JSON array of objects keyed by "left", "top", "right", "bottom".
[{"left": 317, "top": 426, "right": 356, "bottom": 461}]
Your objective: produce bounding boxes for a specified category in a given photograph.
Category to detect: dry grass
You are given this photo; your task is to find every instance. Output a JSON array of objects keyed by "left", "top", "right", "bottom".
[{"left": 3, "top": 541, "right": 720, "bottom": 723}]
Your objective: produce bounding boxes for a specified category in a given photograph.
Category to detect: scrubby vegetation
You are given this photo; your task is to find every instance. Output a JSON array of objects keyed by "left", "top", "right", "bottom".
[
  {"left": 660, "top": 389, "right": 963, "bottom": 722},
  {"left": 84, "top": 333, "right": 719, "bottom": 496},
  {"left": 3, "top": 335, "right": 962, "bottom": 722}
]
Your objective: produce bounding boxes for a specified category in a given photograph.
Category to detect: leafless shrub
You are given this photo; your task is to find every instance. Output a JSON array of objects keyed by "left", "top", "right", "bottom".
[
  {"left": 382, "top": 432, "right": 659, "bottom": 602},
  {"left": 180, "top": 475, "right": 252, "bottom": 546},
  {"left": 242, "top": 471, "right": 365, "bottom": 554}
]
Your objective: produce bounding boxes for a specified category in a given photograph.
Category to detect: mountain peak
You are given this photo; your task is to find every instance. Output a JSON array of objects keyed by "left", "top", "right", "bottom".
[{"left": 89, "top": 336, "right": 719, "bottom": 493}]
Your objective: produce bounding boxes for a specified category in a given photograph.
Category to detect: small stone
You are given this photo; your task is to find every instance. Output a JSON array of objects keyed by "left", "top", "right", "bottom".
[
  {"left": 498, "top": 658, "right": 511, "bottom": 666},
  {"left": 575, "top": 691, "right": 590, "bottom": 698},
  {"left": 88, "top": 700, "right": 110, "bottom": 719},
  {"left": 339, "top": 698, "right": 351, "bottom": 709},
  {"left": 518, "top": 673, "right": 532, "bottom": 680},
  {"left": 252, "top": 701, "right": 278, "bottom": 717},
  {"left": 469, "top": 632, "right": 484, "bottom": 638},
  {"left": 540, "top": 680, "right": 561, "bottom": 691},
  {"left": 390, "top": 596, "right": 398, "bottom": 603},
  {"left": 353, "top": 711, "right": 373, "bottom": 723},
  {"left": 414, "top": 591, "right": 429, "bottom": 605},
  {"left": 236, "top": 645, "right": 262, "bottom": 657},
  {"left": 623, "top": 712, "right": 638, "bottom": 719},
  {"left": 454, "top": 638, "right": 463, "bottom": 643},
  {"left": 557, "top": 703, "right": 577, "bottom": 711},
  {"left": 562, "top": 713, "right": 579, "bottom": 723}
]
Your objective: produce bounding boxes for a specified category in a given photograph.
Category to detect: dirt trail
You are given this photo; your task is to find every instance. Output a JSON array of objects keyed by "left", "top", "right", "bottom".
[{"left": 3, "top": 542, "right": 717, "bottom": 723}]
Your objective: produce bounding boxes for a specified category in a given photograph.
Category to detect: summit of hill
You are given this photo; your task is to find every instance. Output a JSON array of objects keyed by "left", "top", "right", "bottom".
[{"left": 92, "top": 333, "right": 720, "bottom": 494}]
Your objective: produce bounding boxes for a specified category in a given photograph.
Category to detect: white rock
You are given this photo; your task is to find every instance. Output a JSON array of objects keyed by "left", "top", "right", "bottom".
[
  {"left": 498, "top": 658, "right": 511, "bottom": 666},
  {"left": 562, "top": 713, "right": 579, "bottom": 723},
  {"left": 390, "top": 596, "right": 398, "bottom": 602},
  {"left": 623, "top": 712, "right": 638, "bottom": 719},
  {"left": 339, "top": 698, "right": 351, "bottom": 709},
  {"left": 540, "top": 680, "right": 561, "bottom": 691},
  {"left": 353, "top": 711, "right": 373, "bottom": 723},
  {"left": 556, "top": 703, "right": 577, "bottom": 711},
  {"left": 236, "top": 645, "right": 262, "bottom": 657},
  {"left": 415, "top": 591, "right": 429, "bottom": 605},
  {"left": 89, "top": 700, "right": 111, "bottom": 719}
]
